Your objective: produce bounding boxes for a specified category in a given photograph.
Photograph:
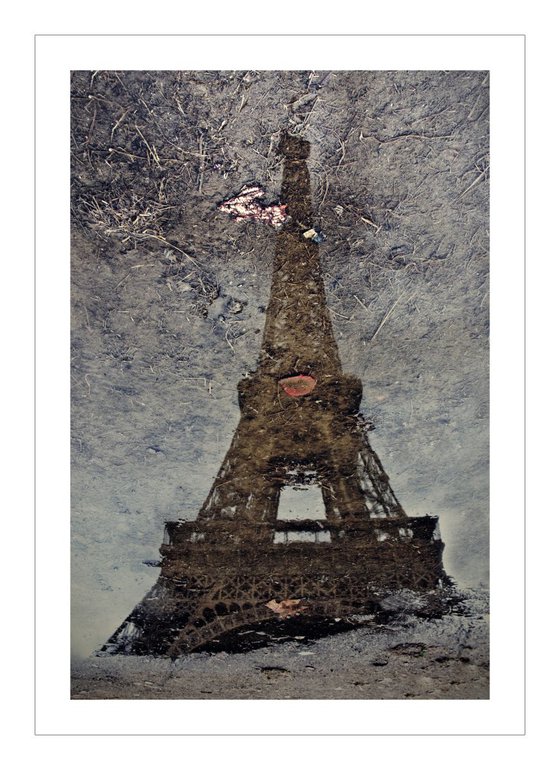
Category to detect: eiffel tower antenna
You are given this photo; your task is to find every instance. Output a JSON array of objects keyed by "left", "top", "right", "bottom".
[{"left": 101, "top": 133, "right": 446, "bottom": 656}]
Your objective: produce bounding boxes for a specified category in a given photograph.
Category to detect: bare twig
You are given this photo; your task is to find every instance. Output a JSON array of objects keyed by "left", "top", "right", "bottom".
[
  {"left": 110, "top": 109, "right": 130, "bottom": 140},
  {"left": 353, "top": 295, "right": 371, "bottom": 313},
  {"left": 458, "top": 167, "right": 489, "bottom": 200},
  {"left": 320, "top": 174, "right": 330, "bottom": 208},
  {"left": 197, "top": 133, "right": 206, "bottom": 194},
  {"left": 224, "top": 328, "right": 235, "bottom": 352},
  {"left": 330, "top": 308, "right": 352, "bottom": 321},
  {"left": 370, "top": 291, "right": 407, "bottom": 343},
  {"left": 134, "top": 124, "right": 161, "bottom": 167},
  {"left": 367, "top": 130, "right": 454, "bottom": 144},
  {"left": 335, "top": 138, "right": 347, "bottom": 171}
]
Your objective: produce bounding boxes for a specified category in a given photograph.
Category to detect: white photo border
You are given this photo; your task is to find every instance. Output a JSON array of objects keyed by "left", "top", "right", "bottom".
[{"left": 35, "top": 33, "right": 525, "bottom": 735}]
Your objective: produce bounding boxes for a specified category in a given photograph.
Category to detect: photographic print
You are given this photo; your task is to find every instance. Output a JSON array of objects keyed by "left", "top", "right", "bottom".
[{"left": 70, "top": 69, "right": 489, "bottom": 700}]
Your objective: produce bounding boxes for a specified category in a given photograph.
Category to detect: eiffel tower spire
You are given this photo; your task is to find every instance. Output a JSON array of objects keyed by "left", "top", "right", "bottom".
[
  {"left": 197, "top": 133, "right": 404, "bottom": 526},
  {"left": 259, "top": 132, "right": 341, "bottom": 378},
  {"left": 101, "top": 132, "right": 445, "bottom": 657}
]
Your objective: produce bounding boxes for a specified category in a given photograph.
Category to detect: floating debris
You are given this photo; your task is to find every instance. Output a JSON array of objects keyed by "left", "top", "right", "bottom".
[
  {"left": 266, "top": 598, "right": 308, "bottom": 618},
  {"left": 278, "top": 374, "right": 317, "bottom": 397},
  {"left": 229, "top": 300, "right": 244, "bottom": 314},
  {"left": 219, "top": 185, "right": 287, "bottom": 228},
  {"left": 303, "top": 227, "right": 326, "bottom": 243}
]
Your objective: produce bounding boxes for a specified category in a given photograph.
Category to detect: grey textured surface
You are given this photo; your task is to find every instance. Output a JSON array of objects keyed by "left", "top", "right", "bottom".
[{"left": 71, "top": 70, "right": 489, "bottom": 692}]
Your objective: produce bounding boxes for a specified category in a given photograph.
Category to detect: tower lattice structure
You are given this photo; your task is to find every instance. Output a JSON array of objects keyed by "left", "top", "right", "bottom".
[{"left": 102, "top": 134, "right": 445, "bottom": 657}]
